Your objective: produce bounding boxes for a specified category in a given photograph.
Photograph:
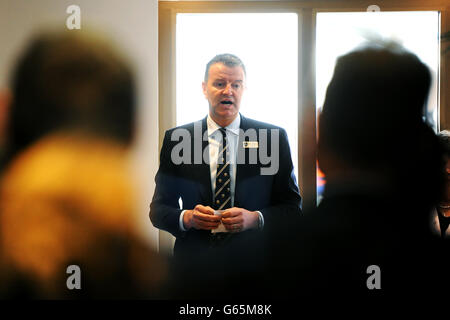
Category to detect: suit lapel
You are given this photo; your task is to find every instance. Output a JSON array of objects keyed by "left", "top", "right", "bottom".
[
  {"left": 235, "top": 114, "right": 259, "bottom": 207},
  {"left": 195, "top": 116, "right": 213, "bottom": 206}
]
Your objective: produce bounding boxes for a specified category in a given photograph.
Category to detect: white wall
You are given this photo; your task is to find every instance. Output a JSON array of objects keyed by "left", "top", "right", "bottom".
[{"left": 0, "top": 0, "right": 160, "bottom": 250}]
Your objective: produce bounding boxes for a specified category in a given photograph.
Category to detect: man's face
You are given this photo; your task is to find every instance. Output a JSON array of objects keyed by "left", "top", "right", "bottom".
[{"left": 202, "top": 63, "right": 245, "bottom": 125}]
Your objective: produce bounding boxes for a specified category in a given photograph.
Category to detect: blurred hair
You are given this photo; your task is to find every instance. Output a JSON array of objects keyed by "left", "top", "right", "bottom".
[
  {"left": 204, "top": 53, "right": 246, "bottom": 82},
  {"left": 0, "top": 30, "right": 166, "bottom": 298},
  {"left": 318, "top": 41, "right": 443, "bottom": 209},
  {"left": 7, "top": 30, "right": 135, "bottom": 162}
]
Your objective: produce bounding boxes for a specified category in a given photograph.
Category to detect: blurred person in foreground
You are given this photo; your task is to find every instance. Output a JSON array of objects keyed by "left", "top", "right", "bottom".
[
  {"left": 431, "top": 130, "right": 450, "bottom": 238},
  {"left": 279, "top": 42, "right": 448, "bottom": 298},
  {"left": 0, "top": 30, "right": 166, "bottom": 299}
]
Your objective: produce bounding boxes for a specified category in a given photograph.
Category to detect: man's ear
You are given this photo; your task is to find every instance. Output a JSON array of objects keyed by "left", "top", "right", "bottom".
[{"left": 202, "top": 81, "right": 207, "bottom": 98}]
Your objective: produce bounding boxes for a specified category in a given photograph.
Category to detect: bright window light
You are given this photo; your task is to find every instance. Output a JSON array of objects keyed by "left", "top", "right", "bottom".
[
  {"left": 176, "top": 13, "right": 298, "bottom": 178},
  {"left": 316, "top": 11, "right": 440, "bottom": 128}
]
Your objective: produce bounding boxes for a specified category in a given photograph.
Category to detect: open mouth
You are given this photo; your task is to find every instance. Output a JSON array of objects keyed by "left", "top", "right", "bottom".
[{"left": 221, "top": 100, "right": 233, "bottom": 105}]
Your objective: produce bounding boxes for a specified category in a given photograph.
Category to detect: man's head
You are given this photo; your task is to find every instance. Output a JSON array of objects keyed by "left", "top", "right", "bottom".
[
  {"left": 318, "top": 42, "right": 442, "bottom": 206},
  {"left": 7, "top": 30, "right": 135, "bottom": 159},
  {"left": 202, "top": 54, "right": 246, "bottom": 127},
  {"left": 318, "top": 43, "right": 432, "bottom": 175}
]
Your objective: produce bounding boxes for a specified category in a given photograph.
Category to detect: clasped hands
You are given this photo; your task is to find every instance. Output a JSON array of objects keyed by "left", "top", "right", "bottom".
[{"left": 183, "top": 204, "right": 259, "bottom": 232}]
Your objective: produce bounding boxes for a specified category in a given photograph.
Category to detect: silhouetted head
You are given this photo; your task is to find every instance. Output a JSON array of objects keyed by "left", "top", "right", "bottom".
[
  {"left": 318, "top": 42, "right": 443, "bottom": 209},
  {"left": 7, "top": 30, "right": 135, "bottom": 160}
]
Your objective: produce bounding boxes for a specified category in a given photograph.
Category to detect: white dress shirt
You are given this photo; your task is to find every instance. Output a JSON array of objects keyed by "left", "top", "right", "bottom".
[{"left": 179, "top": 114, "right": 264, "bottom": 231}]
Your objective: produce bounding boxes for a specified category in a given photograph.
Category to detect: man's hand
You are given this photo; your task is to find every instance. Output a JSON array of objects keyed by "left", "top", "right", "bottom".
[
  {"left": 221, "top": 207, "right": 259, "bottom": 233},
  {"left": 183, "top": 205, "right": 220, "bottom": 230}
]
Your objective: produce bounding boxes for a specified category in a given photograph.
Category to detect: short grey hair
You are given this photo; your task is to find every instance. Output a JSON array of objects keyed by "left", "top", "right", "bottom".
[{"left": 204, "top": 53, "right": 246, "bottom": 82}]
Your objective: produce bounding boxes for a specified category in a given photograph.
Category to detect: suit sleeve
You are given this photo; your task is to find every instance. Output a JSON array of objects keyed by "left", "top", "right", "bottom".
[
  {"left": 149, "top": 130, "right": 186, "bottom": 238},
  {"left": 259, "top": 128, "right": 302, "bottom": 229}
]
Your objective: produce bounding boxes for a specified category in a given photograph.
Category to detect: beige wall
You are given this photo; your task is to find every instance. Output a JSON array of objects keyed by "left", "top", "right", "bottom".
[{"left": 0, "top": 0, "right": 160, "bottom": 250}]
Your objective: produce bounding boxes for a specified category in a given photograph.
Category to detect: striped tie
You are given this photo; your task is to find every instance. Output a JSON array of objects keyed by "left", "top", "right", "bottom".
[{"left": 214, "top": 128, "right": 231, "bottom": 210}]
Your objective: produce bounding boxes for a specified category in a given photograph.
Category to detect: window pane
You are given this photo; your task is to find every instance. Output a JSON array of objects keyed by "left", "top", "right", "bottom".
[
  {"left": 316, "top": 11, "right": 440, "bottom": 200},
  {"left": 176, "top": 13, "right": 298, "bottom": 177},
  {"left": 316, "top": 11, "right": 439, "bottom": 127}
]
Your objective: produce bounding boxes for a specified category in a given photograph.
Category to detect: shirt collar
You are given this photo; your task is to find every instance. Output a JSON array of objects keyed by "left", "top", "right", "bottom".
[{"left": 207, "top": 113, "right": 240, "bottom": 137}]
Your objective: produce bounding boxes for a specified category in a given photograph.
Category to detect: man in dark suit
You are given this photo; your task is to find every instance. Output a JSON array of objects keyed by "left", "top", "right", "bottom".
[{"left": 149, "top": 54, "right": 302, "bottom": 298}]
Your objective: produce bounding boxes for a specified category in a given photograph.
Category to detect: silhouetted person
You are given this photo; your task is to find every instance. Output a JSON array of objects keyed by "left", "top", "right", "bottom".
[
  {"left": 0, "top": 30, "right": 166, "bottom": 299},
  {"left": 283, "top": 42, "right": 447, "bottom": 298}
]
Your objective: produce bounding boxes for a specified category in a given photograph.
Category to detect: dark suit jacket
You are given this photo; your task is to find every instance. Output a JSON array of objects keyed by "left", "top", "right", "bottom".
[
  {"left": 150, "top": 114, "right": 302, "bottom": 261},
  {"left": 280, "top": 181, "right": 450, "bottom": 299}
]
